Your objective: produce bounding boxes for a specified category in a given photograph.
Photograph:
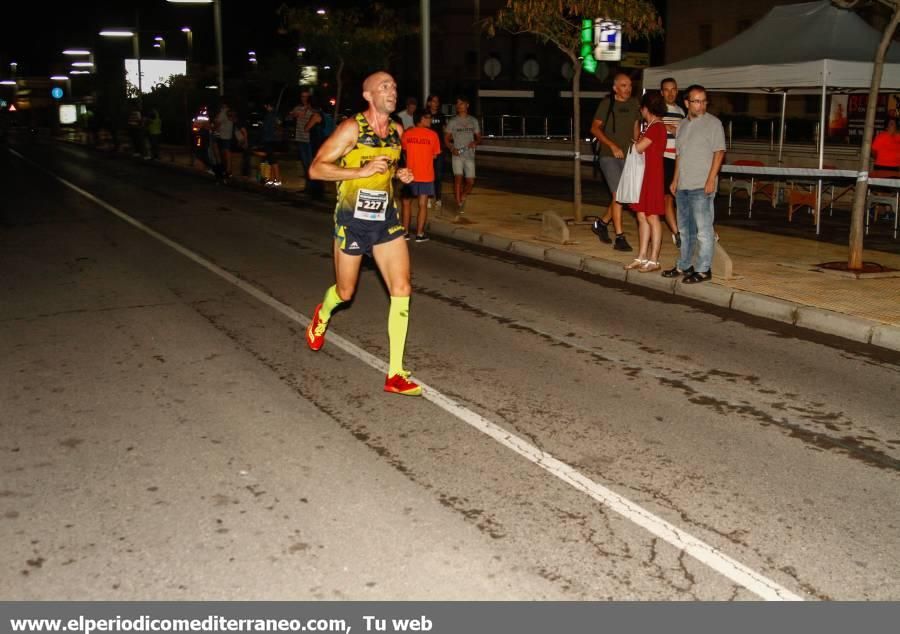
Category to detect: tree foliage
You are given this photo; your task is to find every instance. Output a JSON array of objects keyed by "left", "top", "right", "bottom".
[
  {"left": 278, "top": 3, "right": 405, "bottom": 115},
  {"left": 486, "top": 0, "right": 663, "bottom": 221},
  {"left": 486, "top": 0, "right": 663, "bottom": 63}
]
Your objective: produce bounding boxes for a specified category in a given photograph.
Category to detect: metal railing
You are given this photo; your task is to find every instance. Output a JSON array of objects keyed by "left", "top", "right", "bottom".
[
  {"left": 480, "top": 115, "right": 574, "bottom": 139},
  {"left": 722, "top": 117, "right": 839, "bottom": 150}
]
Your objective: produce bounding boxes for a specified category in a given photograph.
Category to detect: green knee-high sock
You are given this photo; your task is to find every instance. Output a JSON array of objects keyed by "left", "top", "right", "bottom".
[
  {"left": 388, "top": 296, "right": 410, "bottom": 376},
  {"left": 318, "top": 285, "right": 344, "bottom": 322}
]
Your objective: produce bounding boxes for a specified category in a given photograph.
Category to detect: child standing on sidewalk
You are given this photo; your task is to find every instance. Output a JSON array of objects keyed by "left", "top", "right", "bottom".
[{"left": 400, "top": 111, "right": 441, "bottom": 242}]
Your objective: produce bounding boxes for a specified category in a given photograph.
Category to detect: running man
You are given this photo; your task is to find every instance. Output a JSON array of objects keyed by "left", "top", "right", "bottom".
[{"left": 306, "top": 71, "right": 421, "bottom": 396}]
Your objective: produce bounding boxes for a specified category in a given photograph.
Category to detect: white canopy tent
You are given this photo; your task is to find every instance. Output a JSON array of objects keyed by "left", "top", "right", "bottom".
[
  {"left": 643, "top": 0, "right": 900, "bottom": 232},
  {"left": 644, "top": 0, "right": 900, "bottom": 93}
]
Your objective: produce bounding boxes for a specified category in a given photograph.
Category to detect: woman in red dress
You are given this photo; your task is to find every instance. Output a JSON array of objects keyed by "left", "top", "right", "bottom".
[{"left": 624, "top": 92, "right": 668, "bottom": 273}]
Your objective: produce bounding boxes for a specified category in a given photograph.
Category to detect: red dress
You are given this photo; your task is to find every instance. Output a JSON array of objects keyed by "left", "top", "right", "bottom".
[{"left": 631, "top": 121, "right": 666, "bottom": 216}]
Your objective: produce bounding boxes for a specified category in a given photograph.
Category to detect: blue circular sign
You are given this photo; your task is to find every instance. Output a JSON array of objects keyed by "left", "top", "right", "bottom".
[{"left": 51, "top": 87, "right": 64, "bottom": 100}]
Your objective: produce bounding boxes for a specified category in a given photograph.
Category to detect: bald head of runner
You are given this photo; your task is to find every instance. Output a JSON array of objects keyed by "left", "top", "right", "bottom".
[{"left": 362, "top": 71, "right": 398, "bottom": 116}]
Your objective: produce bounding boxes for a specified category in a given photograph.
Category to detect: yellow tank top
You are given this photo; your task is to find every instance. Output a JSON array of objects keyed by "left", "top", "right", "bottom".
[{"left": 335, "top": 113, "right": 402, "bottom": 223}]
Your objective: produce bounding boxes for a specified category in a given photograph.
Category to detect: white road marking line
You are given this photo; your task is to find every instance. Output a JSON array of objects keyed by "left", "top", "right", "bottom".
[{"left": 16, "top": 148, "right": 803, "bottom": 601}]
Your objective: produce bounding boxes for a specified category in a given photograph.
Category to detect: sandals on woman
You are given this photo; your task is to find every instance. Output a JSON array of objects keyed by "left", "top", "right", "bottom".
[
  {"left": 624, "top": 258, "right": 647, "bottom": 270},
  {"left": 638, "top": 260, "right": 661, "bottom": 273}
]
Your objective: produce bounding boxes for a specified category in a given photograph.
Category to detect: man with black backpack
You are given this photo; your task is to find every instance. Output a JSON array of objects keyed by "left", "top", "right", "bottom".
[{"left": 590, "top": 73, "right": 641, "bottom": 252}]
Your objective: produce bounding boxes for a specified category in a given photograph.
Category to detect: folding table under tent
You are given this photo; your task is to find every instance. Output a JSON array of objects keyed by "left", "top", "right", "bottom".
[{"left": 642, "top": 0, "right": 900, "bottom": 233}]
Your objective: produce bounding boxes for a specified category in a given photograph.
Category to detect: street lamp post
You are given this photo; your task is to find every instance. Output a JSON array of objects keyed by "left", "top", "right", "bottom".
[
  {"left": 99, "top": 28, "right": 142, "bottom": 96},
  {"left": 167, "top": 0, "right": 223, "bottom": 97},
  {"left": 181, "top": 27, "right": 193, "bottom": 63}
]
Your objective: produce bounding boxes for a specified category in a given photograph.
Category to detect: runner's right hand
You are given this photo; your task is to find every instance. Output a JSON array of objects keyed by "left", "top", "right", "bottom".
[{"left": 359, "top": 156, "right": 391, "bottom": 177}]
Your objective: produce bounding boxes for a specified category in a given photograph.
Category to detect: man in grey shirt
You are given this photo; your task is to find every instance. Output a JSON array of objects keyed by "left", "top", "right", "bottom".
[
  {"left": 590, "top": 73, "right": 641, "bottom": 252},
  {"left": 663, "top": 84, "right": 725, "bottom": 284},
  {"left": 445, "top": 96, "right": 482, "bottom": 212}
]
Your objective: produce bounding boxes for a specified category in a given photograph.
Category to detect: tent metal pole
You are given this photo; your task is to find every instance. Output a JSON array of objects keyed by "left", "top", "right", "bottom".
[
  {"left": 778, "top": 90, "right": 787, "bottom": 165},
  {"left": 816, "top": 81, "right": 827, "bottom": 236}
]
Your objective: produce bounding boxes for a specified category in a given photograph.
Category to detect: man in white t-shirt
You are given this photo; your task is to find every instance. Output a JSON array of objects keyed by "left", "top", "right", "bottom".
[
  {"left": 661, "top": 77, "right": 685, "bottom": 248},
  {"left": 397, "top": 96, "right": 417, "bottom": 129},
  {"left": 444, "top": 96, "right": 482, "bottom": 212}
]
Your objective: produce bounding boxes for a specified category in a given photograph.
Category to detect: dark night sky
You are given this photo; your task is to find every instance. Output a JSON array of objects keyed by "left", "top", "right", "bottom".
[
  {"left": 3, "top": 1, "right": 670, "bottom": 79},
  {"left": 0, "top": 0, "right": 291, "bottom": 77}
]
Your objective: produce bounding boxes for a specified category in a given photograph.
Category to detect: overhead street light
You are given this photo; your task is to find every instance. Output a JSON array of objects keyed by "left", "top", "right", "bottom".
[
  {"left": 70, "top": 71, "right": 91, "bottom": 75},
  {"left": 72, "top": 61, "right": 94, "bottom": 68},
  {"left": 167, "top": 0, "right": 223, "bottom": 96},
  {"left": 62, "top": 49, "right": 92, "bottom": 56},
  {"left": 100, "top": 25, "right": 142, "bottom": 95},
  {"left": 0, "top": 80, "right": 17, "bottom": 86},
  {"left": 181, "top": 27, "right": 193, "bottom": 63}
]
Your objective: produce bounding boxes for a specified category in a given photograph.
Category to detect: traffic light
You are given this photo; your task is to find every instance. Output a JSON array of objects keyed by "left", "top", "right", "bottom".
[{"left": 580, "top": 19, "right": 597, "bottom": 74}]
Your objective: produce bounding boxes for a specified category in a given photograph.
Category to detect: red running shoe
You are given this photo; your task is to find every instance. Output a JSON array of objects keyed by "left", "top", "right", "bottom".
[
  {"left": 384, "top": 370, "right": 422, "bottom": 396},
  {"left": 306, "top": 303, "right": 328, "bottom": 351}
]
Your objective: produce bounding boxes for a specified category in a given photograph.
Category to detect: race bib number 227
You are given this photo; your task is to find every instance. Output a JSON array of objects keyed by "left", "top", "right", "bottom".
[{"left": 353, "top": 189, "right": 389, "bottom": 221}]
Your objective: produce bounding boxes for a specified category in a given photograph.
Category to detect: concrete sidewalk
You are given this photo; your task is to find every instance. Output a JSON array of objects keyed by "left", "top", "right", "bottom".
[{"left": 61, "top": 137, "right": 900, "bottom": 353}]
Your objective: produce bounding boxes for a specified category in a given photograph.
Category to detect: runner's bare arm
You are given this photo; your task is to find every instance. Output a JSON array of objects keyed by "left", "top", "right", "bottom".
[{"left": 309, "top": 119, "right": 390, "bottom": 181}]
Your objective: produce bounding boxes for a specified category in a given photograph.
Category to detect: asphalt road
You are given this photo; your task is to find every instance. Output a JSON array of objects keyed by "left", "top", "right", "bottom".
[{"left": 2, "top": 137, "right": 899, "bottom": 600}]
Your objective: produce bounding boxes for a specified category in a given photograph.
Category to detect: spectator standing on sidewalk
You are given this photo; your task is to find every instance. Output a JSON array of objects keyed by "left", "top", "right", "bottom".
[
  {"left": 401, "top": 110, "right": 441, "bottom": 241},
  {"left": 213, "top": 101, "right": 234, "bottom": 178},
  {"left": 662, "top": 84, "right": 725, "bottom": 285},
  {"left": 660, "top": 77, "right": 684, "bottom": 247},
  {"left": 146, "top": 107, "right": 162, "bottom": 160},
  {"left": 261, "top": 100, "right": 282, "bottom": 186},
  {"left": 289, "top": 90, "right": 322, "bottom": 194},
  {"left": 397, "top": 96, "right": 417, "bottom": 129},
  {"left": 426, "top": 95, "right": 446, "bottom": 209},
  {"left": 445, "top": 95, "right": 482, "bottom": 212},
  {"left": 871, "top": 117, "right": 900, "bottom": 174},
  {"left": 231, "top": 109, "right": 252, "bottom": 178},
  {"left": 126, "top": 101, "right": 145, "bottom": 157},
  {"left": 623, "top": 92, "right": 667, "bottom": 274},
  {"left": 590, "top": 73, "right": 641, "bottom": 252}
]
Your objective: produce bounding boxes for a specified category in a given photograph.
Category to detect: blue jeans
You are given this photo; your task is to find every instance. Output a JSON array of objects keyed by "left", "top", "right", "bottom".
[{"left": 675, "top": 188, "right": 716, "bottom": 273}]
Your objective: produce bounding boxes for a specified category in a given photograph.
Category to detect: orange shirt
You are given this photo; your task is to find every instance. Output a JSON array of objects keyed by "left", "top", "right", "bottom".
[
  {"left": 871, "top": 131, "right": 900, "bottom": 168},
  {"left": 401, "top": 127, "right": 441, "bottom": 183}
]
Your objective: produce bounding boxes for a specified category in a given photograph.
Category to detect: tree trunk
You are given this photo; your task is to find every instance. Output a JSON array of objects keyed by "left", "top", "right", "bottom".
[
  {"left": 335, "top": 57, "right": 345, "bottom": 119},
  {"left": 572, "top": 60, "right": 583, "bottom": 222},
  {"left": 849, "top": 5, "right": 900, "bottom": 269}
]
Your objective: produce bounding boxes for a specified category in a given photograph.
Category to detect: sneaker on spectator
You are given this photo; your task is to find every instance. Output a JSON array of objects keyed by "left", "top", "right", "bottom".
[
  {"left": 591, "top": 219, "right": 612, "bottom": 244},
  {"left": 415, "top": 234, "right": 429, "bottom": 243},
  {"left": 613, "top": 234, "right": 633, "bottom": 252}
]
